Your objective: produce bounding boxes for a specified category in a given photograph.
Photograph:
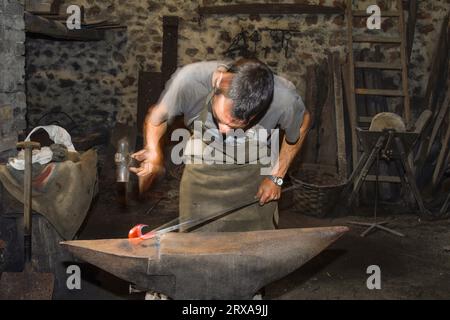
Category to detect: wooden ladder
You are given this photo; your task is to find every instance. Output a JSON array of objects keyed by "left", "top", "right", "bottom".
[{"left": 345, "top": 0, "right": 412, "bottom": 180}]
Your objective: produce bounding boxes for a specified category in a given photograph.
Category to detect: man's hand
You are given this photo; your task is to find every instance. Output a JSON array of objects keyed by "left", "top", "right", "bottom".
[
  {"left": 129, "top": 148, "right": 164, "bottom": 177},
  {"left": 255, "top": 178, "right": 281, "bottom": 205}
]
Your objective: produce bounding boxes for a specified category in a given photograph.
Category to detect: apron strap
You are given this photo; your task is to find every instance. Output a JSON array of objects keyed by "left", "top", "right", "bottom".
[{"left": 199, "top": 91, "right": 214, "bottom": 124}]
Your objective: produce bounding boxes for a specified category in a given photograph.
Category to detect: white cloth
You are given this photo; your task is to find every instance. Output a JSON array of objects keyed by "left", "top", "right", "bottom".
[
  {"left": 8, "top": 125, "right": 77, "bottom": 170},
  {"left": 26, "top": 125, "right": 76, "bottom": 151}
]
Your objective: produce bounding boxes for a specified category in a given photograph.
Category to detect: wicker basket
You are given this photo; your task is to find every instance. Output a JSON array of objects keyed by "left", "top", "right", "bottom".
[{"left": 289, "top": 163, "right": 347, "bottom": 218}]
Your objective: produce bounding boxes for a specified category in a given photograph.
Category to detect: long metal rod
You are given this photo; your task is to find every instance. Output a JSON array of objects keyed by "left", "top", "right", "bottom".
[{"left": 150, "top": 184, "right": 300, "bottom": 235}]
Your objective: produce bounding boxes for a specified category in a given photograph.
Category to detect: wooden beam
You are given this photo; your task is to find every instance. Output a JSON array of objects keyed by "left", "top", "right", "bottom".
[
  {"left": 299, "top": 65, "right": 319, "bottom": 165},
  {"left": 25, "top": 11, "right": 104, "bottom": 41},
  {"left": 198, "top": 4, "right": 344, "bottom": 16},
  {"left": 332, "top": 52, "right": 347, "bottom": 179},
  {"left": 413, "top": 110, "right": 433, "bottom": 135},
  {"left": 365, "top": 175, "right": 402, "bottom": 183},
  {"left": 414, "top": 15, "right": 449, "bottom": 172},
  {"left": 354, "top": 61, "right": 402, "bottom": 70},
  {"left": 353, "top": 10, "right": 400, "bottom": 17},
  {"left": 427, "top": 89, "right": 450, "bottom": 155},
  {"left": 161, "top": 16, "right": 179, "bottom": 84},
  {"left": 424, "top": 14, "right": 449, "bottom": 111},
  {"left": 406, "top": 0, "right": 418, "bottom": 62},
  {"left": 316, "top": 54, "right": 338, "bottom": 168},
  {"left": 354, "top": 88, "right": 404, "bottom": 97},
  {"left": 398, "top": 0, "right": 411, "bottom": 127},
  {"left": 432, "top": 109, "right": 450, "bottom": 188},
  {"left": 345, "top": 0, "right": 359, "bottom": 175},
  {"left": 353, "top": 35, "right": 402, "bottom": 43}
]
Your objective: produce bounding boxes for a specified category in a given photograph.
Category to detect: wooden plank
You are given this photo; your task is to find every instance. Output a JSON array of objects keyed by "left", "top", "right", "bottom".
[
  {"left": 424, "top": 15, "right": 449, "bottom": 112},
  {"left": 365, "top": 175, "right": 402, "bottom": 183},
  {"left": 432, "top": 110, "right": 450, "bottom": 188},
  {"left": 406, "top": 0, "right": 418, "bottom": 61},
  {"left": 355, "top": 88, "right": 404, "bottom": 96},
  {"left": 353, "top": 35, "right": 401, "bottom": 43},
  {"left": 413, "top": 110, "right": 433, "bottom": 135},
  {"left": 316, "top": 55, "right": 338, "bottom": 168},
  {"left": 353, "top": 10, "right": 400, "bottom": 17},
  {"left": 345, "top": 0, "right": 359, "bottom": 174},
  {"left": 397, "top": 0, "right": 411, "bottom": 126},
  {"left": 161, "top": 16, "right": 179, "bottom": 84},
  {"left": 358, "top": 116, "right": 373, "bottom": 123},
  {"left": 198, "top": 4, "right": 344, "bottom": 15},
  {"left": 137, "top": 72, "right": 163, "bottom": 135},
  {"left": 26, "top": 0, "right": 60, "bottom": 14},
  {"left": 332, "top": 52, "right": 347, "bottom": 179},
  {"left": 427, "top": 91, "right": 450, "bottom": 155},
  {"left": 414, "top": 15, "right": 449, "bottom": 172},
  {"left": 371, "top": 47, "right": 390, "bottom": 115},
  {"left": 355, "top": 50, "right": 369, "bottom": 116},
  {"left": 24, "top": 11, "right": 104, "bottom": 41},
  {"left": 354, "top": 61, "right": 402, "bottom": 70},
  {"left": 361, "top": 45, "right": 397, "bottom": 200},
  {"left": 298, "top": 65, "right": 319, "bottom": 165}
]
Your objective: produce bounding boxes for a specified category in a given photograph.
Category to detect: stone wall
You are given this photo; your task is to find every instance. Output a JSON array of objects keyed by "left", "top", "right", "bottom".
[
  {"left": 25, "top": 0, "right": 450, "bottom": 132},
  {"left": 0, "top": 0, "right": 26, "bottom": 153}
]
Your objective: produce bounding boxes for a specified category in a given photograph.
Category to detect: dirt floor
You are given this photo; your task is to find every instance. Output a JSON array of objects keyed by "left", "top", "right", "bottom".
[{"left": 2, "top": 146, "right": 450, "bottom": 300}]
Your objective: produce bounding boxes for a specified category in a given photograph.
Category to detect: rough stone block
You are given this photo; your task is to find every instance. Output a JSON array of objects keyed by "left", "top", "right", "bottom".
[
  {"left": 0, "top": 104, "right": 13, "bottom": 121},
  {"left": 4, "top": 0, "right": 24, "bottom": 16},
  {"left": 0, "top": 135, "right": 18, "bottom": 153},
  {"left": 3, "top": 14, "right": 24, "bottom": 31},
  {"left": 4, "top": 28, "right": 25, "bottom": 42}
]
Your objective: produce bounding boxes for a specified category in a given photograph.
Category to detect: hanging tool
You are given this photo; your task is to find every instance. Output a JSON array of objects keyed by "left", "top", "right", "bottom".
[
  {"left": 0, "top": 141, "right": 55, "bottom": 300},
  {"left": 128, "top": 184, "right": 299, "bottom": 240},
  {"left": 249, "top": 30, "right": 261, "bottom": 56}
]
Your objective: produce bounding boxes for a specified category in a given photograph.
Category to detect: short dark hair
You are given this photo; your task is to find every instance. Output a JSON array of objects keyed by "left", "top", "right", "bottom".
[{"left": 223, "top": 59, "right": 274, "bottom": 122}]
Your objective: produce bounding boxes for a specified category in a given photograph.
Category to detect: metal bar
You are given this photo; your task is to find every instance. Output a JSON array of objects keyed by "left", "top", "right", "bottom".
[
  {"left": 148, "top": 185, "right": 300, "bottom": 236},
  {"left": 375, "top": 224, "right": 405, "bottom": 237}
]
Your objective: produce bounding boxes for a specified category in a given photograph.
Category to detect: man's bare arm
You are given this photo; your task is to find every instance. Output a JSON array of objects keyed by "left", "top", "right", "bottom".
[
  {"left": 130, "top": 104, "right": 167, "bottom": 178},
  {"left": 256, "top": 109, "right": 311, "bottom": 204},
  {"left": 272, "top": 109, "right": 312, "bottom": 178}
]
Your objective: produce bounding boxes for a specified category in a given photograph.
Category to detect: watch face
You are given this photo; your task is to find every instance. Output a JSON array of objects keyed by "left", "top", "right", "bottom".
[{"left": 276, "top": 178, "right": 283, "bottom": 186}]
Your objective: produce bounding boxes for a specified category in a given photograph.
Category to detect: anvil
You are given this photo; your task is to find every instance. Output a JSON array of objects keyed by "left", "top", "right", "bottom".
[{"left": 61, "top": 226, "right": 348, "bottom": 299}]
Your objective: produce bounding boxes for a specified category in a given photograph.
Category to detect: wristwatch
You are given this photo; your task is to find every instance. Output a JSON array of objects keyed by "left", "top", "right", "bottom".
[{"left": 269, "top": 175, "right": 284, "bottom": 187}]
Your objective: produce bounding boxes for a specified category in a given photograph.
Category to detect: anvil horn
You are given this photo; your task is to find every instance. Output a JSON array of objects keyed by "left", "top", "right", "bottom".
[{"left": 61, "top": 227, "right": 349, "bottom": 299}]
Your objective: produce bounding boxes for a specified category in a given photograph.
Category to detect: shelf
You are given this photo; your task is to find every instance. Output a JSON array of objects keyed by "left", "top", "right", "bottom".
[
  {"left": 25, "top": 11, "right": 125, "bottom": 41},
  {"left": 198, "top": 4, "right": 344, "bottom": 16}
]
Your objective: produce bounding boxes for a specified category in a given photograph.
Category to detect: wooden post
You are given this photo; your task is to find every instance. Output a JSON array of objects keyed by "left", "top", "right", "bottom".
[
  {"left": 345, "top": 0, "right": 359, "bottom": 174},
  {"left": 332, "top": 52, "right": 347, "bottom": 179},
  {"left": 162, "top": 16, "right": 179, "bottom": 84}
]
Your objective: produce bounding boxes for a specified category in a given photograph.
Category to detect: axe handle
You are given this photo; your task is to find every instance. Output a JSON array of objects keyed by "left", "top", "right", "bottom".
[{"left": 17, "top": 141, "right": 41, "bottom": 264}]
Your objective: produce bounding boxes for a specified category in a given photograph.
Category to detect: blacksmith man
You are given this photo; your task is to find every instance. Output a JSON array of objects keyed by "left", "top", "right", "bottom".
[{"left": 130, "top": 59, "right": 311, "bottom": 231}]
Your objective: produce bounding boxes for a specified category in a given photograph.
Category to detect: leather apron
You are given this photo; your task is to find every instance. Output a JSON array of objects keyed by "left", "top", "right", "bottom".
[{"left": 179, "top": 93, "right": 278, "bottom": 232}]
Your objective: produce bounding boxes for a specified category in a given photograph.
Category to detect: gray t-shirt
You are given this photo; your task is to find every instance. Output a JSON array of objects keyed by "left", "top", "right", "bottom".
[{"left": 157, "top": 60, "right": 305, "bottom": 144}]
